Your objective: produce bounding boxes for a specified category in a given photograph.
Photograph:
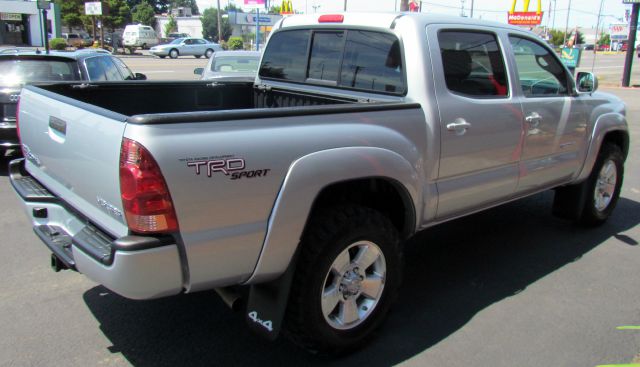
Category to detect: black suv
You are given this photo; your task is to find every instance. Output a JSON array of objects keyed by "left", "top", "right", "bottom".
[{"left": 0, "top": 49, "right": 146, "bottom": 155}]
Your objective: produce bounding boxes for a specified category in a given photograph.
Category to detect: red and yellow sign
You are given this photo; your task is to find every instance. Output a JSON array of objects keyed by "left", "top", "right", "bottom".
[
  {"left": 508, "top": 0, "right": 543, "bottom": 25},
  {"left": 280, "top": 0, "right": 293, "bottom": 14}
]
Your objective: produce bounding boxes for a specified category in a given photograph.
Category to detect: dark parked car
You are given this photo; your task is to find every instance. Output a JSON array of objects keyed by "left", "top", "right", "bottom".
[{"left": 0, "top": 50, "right": 146, "bottom": 155}]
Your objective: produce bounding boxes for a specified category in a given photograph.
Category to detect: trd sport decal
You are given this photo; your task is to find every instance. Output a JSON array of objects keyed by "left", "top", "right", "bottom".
[{"left": 180, "top": 155, "right": 270, "bottom": 180}]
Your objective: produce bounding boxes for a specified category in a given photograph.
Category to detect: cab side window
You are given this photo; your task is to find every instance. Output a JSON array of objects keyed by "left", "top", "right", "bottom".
[
  {"left": 438, "top": 31, "right": 508, "bottom": 98},
  {"left": 508, "top": 36, "right": 568, "bottom": 97},
  {"left": 85, "top": 57, "right": 106, "bottom": 80},
  {"left": 85, "top": 57, "right": 123, "bottom": 81}
]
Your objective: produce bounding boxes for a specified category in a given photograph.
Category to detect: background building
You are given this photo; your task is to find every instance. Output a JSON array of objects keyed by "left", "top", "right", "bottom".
[{"left": 0, "top": 0, "right": 61, "bottom": 46}]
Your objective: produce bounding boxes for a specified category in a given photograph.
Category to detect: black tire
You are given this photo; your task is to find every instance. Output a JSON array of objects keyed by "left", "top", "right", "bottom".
[
  {"left": 284, "top": 205, "right": 402, "bottom": 354},
  {"left": 577, "top": 143, "right": 624, "bottom": 226},
  {"left": 159, "top": 55, "right": 166, "bottom": 59},
  {"left": 195, "top": 55, "right": 201, "bottom": 58},
  {"left": 169, "top": 49, "right": 179, "bottom": 59},
  {"left": 205, "top": 48, "right": 214, "bottom": 58}
]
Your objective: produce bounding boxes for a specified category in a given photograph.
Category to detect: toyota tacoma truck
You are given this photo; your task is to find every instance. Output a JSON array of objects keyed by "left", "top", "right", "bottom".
[{"left": 10, "top": 13, "right": 629, "bottom": 353}]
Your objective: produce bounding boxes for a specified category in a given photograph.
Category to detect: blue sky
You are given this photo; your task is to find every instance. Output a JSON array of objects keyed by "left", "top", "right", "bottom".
[{"left": 196, "top": 0, "right": 634, "bottom": 29}]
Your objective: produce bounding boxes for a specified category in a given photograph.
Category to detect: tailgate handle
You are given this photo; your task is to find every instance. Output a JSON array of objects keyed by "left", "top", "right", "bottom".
[{"left": 49, "top": 116, "right": 67, "bottom": 135}]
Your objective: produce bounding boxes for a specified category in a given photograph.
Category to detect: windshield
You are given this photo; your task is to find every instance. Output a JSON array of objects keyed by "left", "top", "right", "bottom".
[
  {"left": 170, "top": 38, "right": 184, "bottom": 44},
  {"left": 211, "top": 56, "right": 260, "bottom": 73},
  {"left": 0, "top": 59, "right": 79, "bottom": 86}
]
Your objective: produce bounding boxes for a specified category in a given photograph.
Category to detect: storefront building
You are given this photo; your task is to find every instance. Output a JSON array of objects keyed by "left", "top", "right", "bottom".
[{"left": 0, "top": 0, "right": 60, "bottom": 46}]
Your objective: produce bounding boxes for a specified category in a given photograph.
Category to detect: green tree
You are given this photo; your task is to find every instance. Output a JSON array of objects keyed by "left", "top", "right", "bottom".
[
  {"left": 54, "top": 0, "right": 83, "bottom": 31},
  {"left": 597, "top": 32, "right": 610, "bottom": 46},
  {"left": 549, "top": 29, "right": 565, "bottom": 46},
  {"left": 132, "top": 1, "right": 157, "bottom": 27},
  {"left": 225, "top": 4, "right": 242, "bottom": 12},
  {"left": 164, "top": 15, "right": 177, "bottom": 36},
  {"left": 103, "top": 0, "right": 132, "bottom": 32},
  {"left": 127, "top": 0, "right": 169, "bottom": 14},
  {"left": 268, "top": 5, "right": 281, "bottom": 14},
  {"left": 228, "top": 36, "right": 243, "bottom": 50},
  {"left": 201, "top": 8, "right": 232, "bottom": 42}
]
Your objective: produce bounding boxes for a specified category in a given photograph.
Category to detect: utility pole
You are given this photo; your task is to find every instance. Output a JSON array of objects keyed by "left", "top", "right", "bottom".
[
  {"left": 622, "top": 3, "right": 639, "bottom": 87},
  {"left": 344, "top": 0, "right": 347, "bottom": 11},
  {"left": 593, "top": 0, "right": 604, "bottom": 57},
  {"left": 216, "top": 0, "right": 222, "bottom": 43},
  {"left": 460, "top": 0, "right": 466, "bottom": 17},
  {"left": 470, "top": 0, "right": 474, "bottom": 18},
  {"left": 562, "top": 0, "right": 572, "bottom": 46},
  {"left": 552, "top": 0, "right": 557, "bottom": 30}
]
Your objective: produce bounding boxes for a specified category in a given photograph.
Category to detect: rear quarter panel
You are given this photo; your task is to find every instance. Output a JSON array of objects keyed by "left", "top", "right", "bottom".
[{"left": 124, "top": 107, "right": 427, "bottom": 291}]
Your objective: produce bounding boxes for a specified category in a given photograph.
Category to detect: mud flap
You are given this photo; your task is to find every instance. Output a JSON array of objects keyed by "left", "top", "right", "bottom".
[
  {"left": 245, "top": 251, "right": 298, "bottom": 341},
  {"left": 553, "top": 182, "right": 588, "bottom": 221}
]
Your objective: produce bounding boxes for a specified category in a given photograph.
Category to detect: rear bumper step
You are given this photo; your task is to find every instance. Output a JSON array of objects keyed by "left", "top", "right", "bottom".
[{"left": 10, "top": 158, "right": 184, "bottom": 299}]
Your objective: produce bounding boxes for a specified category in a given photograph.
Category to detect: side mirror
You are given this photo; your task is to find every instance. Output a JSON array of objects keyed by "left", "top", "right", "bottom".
[
  {"left": 194, "top": 68, "right": 204, "bottom": 75},
  {"left": 135, "top": 73, "right": 147, "bottom": 80},
  {"left": 576, "top": 72, "right": 597, "bottom": 93}
]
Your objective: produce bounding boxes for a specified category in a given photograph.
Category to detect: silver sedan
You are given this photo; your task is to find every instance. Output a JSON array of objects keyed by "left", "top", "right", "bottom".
[{"left": 149, "top": 38, "right": 223, "bottom": 59}]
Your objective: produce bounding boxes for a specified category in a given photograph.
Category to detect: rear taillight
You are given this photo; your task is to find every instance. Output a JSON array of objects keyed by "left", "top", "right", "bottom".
[{"left": 119, "top": 138, "right": 179, "bottom": 233}]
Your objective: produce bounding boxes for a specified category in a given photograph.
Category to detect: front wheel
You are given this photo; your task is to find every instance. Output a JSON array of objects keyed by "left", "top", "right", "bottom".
[
  {"left": 205, "top": 48, "right": 214, "bottom": 58},
  {"left": 284, "top": 206, "right": 402, "bottom": 353},
  {"left": 578, "top": 143, "right": 624, "bottom": 225}
]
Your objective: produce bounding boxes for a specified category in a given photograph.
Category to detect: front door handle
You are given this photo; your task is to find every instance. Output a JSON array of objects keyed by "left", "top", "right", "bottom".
[
  {"left": 525, "top": 112, "right": 542, "bottom": 128},
  {"left": 446, "top": 119, "right": 471, "bottom": 135}
]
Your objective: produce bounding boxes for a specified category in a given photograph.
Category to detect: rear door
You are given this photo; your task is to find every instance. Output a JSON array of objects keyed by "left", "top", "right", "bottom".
[
  {"left": 429, "top": 26, "right": 524, "bottom": 219},
  {"left": 19, "top": 87, "right": 129, "bottom": 237}
]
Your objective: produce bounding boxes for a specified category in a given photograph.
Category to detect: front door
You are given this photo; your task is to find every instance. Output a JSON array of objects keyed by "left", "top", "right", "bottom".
[
  {"left": 431, "top": 27, "right": 524, "bottom": 219},
  {"left": 507, "top": 35, "right": 587, "bottom": 194}
]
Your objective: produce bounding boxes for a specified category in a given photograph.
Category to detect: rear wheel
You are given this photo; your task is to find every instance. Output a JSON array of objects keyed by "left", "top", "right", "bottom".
[
  {"left": 169, "top": 49, "right": 179, "bottom": 59},
  {"left": 205, "top": 48, "right": 214, "bottom": 58},
  {"left": 284, "top": 205, "right": 402, "bottom": 354},
  {"left": 159, "top": 55, "right": 166, "bottom": 59},
  {"left": 195, "top": 55, "right": 201, "bottom": 58}
]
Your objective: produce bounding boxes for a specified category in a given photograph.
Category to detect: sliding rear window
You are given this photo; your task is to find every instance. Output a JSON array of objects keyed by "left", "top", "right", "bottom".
[{"left": 259, "top": 29, "right": 405, "bottom": 95}]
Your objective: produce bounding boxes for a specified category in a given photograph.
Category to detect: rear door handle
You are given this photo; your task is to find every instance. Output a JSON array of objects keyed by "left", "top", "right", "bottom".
[
  {"left": 446, "top": 119, "right": 471, "bottom": 135},
  {"left": 525, "top": 112, "right": 542, "bottom": 127}
]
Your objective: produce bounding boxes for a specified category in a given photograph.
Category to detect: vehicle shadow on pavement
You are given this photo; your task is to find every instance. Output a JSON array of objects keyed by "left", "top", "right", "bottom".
[
  {"left": 0, "top": 150, "right": 20, "bottom": 176},
  {"left": 82, "top": 192, "right": 640, "bottom": 367}
]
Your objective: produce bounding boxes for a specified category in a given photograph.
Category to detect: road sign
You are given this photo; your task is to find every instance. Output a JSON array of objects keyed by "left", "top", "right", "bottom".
[
  {"left": 561, "top": 47, "right": 581, "bottom": 68},
  {"left": 85, "top": 2, "right": 102, "bottom": 15},
  {"left": 622, "top": 0, "right": 640, "bottom": 4},
  {"left": 37, "top": 0, "right": 50, "bottom": 10},
  {"left": 244, "top": 0, "right": 266, "bottom": 9}
]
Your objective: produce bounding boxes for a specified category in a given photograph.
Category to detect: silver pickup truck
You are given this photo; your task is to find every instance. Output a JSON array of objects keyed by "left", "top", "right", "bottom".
[{"left": 10, "top": 13, "right": 629, "bottom": 353}]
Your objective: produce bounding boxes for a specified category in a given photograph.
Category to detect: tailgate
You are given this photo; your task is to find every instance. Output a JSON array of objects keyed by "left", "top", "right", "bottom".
[{"left": 18, "top": 87, "right": 129, "bottom": 238}]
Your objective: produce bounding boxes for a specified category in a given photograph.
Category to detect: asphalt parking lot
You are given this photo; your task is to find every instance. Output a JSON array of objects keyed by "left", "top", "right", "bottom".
[{"left": 0, "top": 54, "right": 639, "bottom": 367}]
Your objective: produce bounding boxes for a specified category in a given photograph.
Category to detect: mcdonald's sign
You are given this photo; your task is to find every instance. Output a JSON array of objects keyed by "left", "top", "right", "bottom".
[{"left": 508, "top": 0, "right": 543, "bottom": 25}]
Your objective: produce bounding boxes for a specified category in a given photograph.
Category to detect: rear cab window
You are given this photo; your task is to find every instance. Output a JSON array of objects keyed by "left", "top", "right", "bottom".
[
  {"left": 0, "top": 57, "right": 80, "bottom": 83},
  {"left": 259, "top": 28, "right": 406, "bottom": 95}
]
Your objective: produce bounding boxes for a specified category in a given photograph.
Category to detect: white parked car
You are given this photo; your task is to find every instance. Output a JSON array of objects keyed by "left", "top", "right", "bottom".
[
  {"left": 149, "top": 37, "right": 223, "bottom": 59},
  {"left": 193, "top": 50, "right": 261, "bottom": 82}
]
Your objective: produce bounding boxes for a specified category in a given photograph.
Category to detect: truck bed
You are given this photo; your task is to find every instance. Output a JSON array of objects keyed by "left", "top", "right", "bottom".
[{"left": 35, "top": 81, "right": 356, "bottom": 118}]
